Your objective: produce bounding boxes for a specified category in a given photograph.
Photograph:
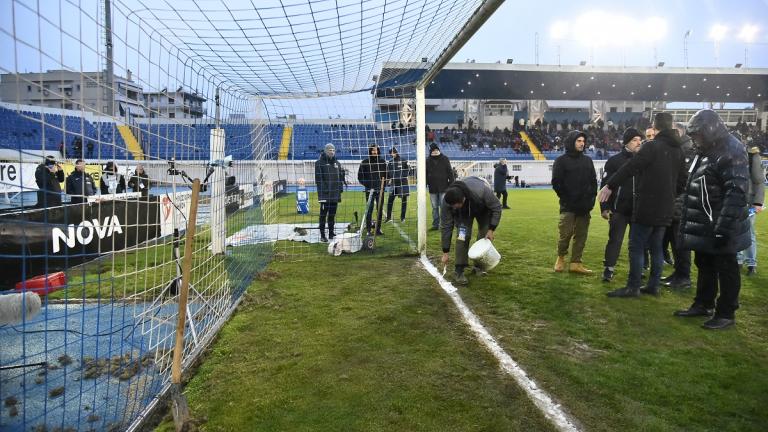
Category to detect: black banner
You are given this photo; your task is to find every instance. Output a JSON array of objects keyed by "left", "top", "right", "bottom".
[{"left": 0, "top": 198, "right": 160, "bottom": 289}]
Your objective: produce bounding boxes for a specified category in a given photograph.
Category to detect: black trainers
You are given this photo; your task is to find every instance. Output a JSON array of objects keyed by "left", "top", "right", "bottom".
[
  {"left": 606, "top": 286, "right": 640, "bottom": 297},
  {"left": 454, "top": 272, "right": 468, "bottom": 285},
  {"left": 702, "top": 317, "right": 735, "bottom": 330},
  {"left": 640, "top": 286, "right": 660, "bottom": 296},
  {"left": 429, "top": 226, "right": 440, "bottom": 231},
  {"left": 320, "top": 236, "right": 329, "bottom": 243},
  {"left": 602, "top": 267, "right": 614, "bottom": 282},
  {"left": 673, "top": 304, "right": 713, "bottom": 317},
  {"left": 747, "top": 266, "right": 757, "bottom": 276},
  {"left": 665, "top": 277, "right": 691, "bottom": 290},
  {"left": 471, "top": 267, "right": 487, "bottom": 276}
]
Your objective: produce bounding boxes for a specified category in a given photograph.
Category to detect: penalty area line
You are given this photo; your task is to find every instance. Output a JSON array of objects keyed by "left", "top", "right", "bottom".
[{"left": 419, "top": 254, "right": 581, "bottom": 432}]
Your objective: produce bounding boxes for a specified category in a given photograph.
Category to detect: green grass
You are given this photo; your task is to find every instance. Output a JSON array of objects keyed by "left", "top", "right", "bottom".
[{"left": 154, "top": 188, "right": 767, "bottom": 431}]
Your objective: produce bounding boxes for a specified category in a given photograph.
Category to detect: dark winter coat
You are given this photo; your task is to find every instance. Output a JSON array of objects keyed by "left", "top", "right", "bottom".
[
  {"left": 746, "top": 149, "right": 765, "bottom": 207},
  {"left": 315, "top": 152, "right": 345, "bottom": 203},
  {"left": 672, "top": 135, "right": 697, "bottom": 221},
  {"left": 127, "top": 171, "right": 151, "bottom": 197},
  {"left": 65, "top": 169, "right": 96, "bottom": 204},
  {"left": 440, "top": 176, "right": 502, "bottom": 252},
  {"left": 551, "top": 131, "right": 597, "bottom": 215},
  {"left": 493, "top": 163, "right": 511, "bottom": 193},
  {"left": 387, "top": 156, "right": 410, "bottom": 197},
  {"left": 426, "top": 153, "right": 454, "bottom": 193},
  {"left": 100, "top": 172, "right": 126, "bottom": 195},
  {"left": 606, "top": 129, "right": 687, "bottom": 226},
  {"left": 357, "top": 153, "right": 387, "bottom": 191},
  {"left": 35, "top": 163, "right": 65, "bottom": 207},
  {"left": 680, "top": 129, "right": 750, "bottom": 254},
  {"left": 599, "top": 148, "right": 634, "bottom": 216}
]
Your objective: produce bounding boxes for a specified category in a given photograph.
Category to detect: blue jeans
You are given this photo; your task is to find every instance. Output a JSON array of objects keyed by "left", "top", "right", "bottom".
[
  {"left": 737, "top": 214, "right": 758, "bottom": 267},
  {"left": 430, "top": 192, "right": 445, "bottom": 228},
  {"left": 627, "top": 223, "right": 666, "bottom": 289}
]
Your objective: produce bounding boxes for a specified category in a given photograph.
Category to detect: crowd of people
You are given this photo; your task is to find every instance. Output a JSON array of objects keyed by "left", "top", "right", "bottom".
[{"left": 34, "top": 157, "right": 151, "bottom": 208}]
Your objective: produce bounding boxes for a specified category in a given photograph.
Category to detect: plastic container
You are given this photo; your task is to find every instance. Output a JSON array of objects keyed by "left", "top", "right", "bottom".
[
  {"left": 468, "top": 238, "right": 501, "bottom": 270},
  {"left": 15, "top": 271, "right": 67, "bottom": 295},
  {"left": 328, "top": 232, "right": 362, "bottom": 256}
]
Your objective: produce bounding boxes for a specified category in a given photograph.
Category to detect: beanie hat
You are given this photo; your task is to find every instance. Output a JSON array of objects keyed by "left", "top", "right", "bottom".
[
  {"left": 389, "top": 147, "right": 398, "bottom": 155},
  {"left": 622, "top": 128, "right": 642, "bottom": 145},
  {"left": 429, "top": 143, "right": 440, "bottom": 152}
]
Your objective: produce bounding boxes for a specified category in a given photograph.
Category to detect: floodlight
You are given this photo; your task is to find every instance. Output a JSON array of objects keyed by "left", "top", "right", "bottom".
[
  {"left": 550, "top": 21, "right": 569, "bottom": 39},
  {"left": 709, "top": 24, "right": 728, "bottom": 41},
  {"left": 738, "top": 25, "right": 759, "bottom": 43}
]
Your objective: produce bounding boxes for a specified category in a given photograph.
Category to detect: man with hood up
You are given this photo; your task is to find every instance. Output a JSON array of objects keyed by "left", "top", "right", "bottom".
[
  {"left": 385, "top": 147, "right": 410, "bottom": 223},
  {"left": 358, "top": 144, "right": 387, "bottom": 235},
  {"left": 426, "top": 143, "right": 455, "bottom": 230},
  {"left": 599, "top": 113, "right": 688, "bottom": 297},
  {"left": 551, "top": 130, "right": 597, "bottom": 275},
  {"left": 440, "top": 176, "right": 502, "bottom": 285},
  {"left": 315, "top": 143, "right": 345, "bottom": 242},
  {"left": 674, "top": 110, "right": 750, "bottom": 330}
]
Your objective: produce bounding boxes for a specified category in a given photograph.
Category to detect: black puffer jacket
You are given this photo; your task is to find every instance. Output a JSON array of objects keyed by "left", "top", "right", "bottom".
[
  {"left": 600, "top": 148, "right": 634, "bottom": 216},
  {"left": 679, "top": 110, "right": 750, "bottom": 254},
  {"left": 357, "top": 147, "right": 387, "bottom": 191},
  {"left": 315, "top": 152, "right": 345, "bottom": 202},
  {"left": 551, "top": 131, "right": 597, "bottom": 215},
  {"left": 672, "top": 135, "right": 696, "bottom": 221},
  {"left": 606, "top": 128, "right": 687, "bottom": 226},
  {"left": 426, "top": 151, "right": 454, "bottom": 193}
]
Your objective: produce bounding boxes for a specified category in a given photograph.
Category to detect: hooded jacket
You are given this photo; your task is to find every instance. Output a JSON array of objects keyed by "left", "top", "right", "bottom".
[
  {"left": 315, "top": 151, "right": 345, "bottom": 203},
  {"left": 600, "top": 147, "right": 635, "bottom": 216},
  {"left": 387, "top": 153, "right": 410, "bottom": 197},
  {"left": 551, "top": 131, "right": 597, "bottom": 215},
  {"left": 606, "top": 128, "right": 688, "bottom": 226},
  {"left": 440, "top": 176, "right": 502, "bottom": 252},
  {"left": 679, "top": 110, "right": 750, "bottom": 254},
  {"left": 426, "top": 145, "right": 455, "bottom": 193},
  {"left": 357, "top": 146, "right": 387, "bottom": 191}
]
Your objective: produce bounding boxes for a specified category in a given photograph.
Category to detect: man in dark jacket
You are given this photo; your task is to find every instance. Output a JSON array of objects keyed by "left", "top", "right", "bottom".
[
  {"left": 35, "top": 155, "right": 65, "bottom": 208},
  {"left": 736, "top": 145, "right": 765, "bottom": 276},
  {"left": 65, "top": 159, "right": 96, "bottom": 204},
  {"left": 357, "top": 144, "right": 387, "bottom": 235},
  {"left": 385, "top": 147, "right": 410, "bottom": 223},
  {"left": 599, "top": 128, "right": 643, "bottom": 282},
  {"left": 551, "top": 130, "right": 597, "bottom": 274},
  {"left": 661, "top": 123, "right": 696, "bottom": 289},
  {"left": 674, "top": 110, "right": 751, "bottom": 330},
  {"left": 315, "top": 143, "right": 345, "bottom": 242},
  {"left": 440, "top": 176, "right": 502, "bottom": 285},
  {"left": 600, "top": 113, "right": 688, "bottom": 297},
  {"left": 426, "top": 143, "right": 455, "bottom": 230},
  {"left": 493, "top": 158, "right": 512, "bottom": 209},
  {"left": 127, "top": 164, "right": 151, "bottom": 199}
]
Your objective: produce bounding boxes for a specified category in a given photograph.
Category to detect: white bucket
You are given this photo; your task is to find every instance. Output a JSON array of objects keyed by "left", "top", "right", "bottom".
[
  {"left": 327, "top": 232, "right": 362, "bottom": 256},
  {"left": 467, "top": 238, "right": 501, "bottom": 271}
]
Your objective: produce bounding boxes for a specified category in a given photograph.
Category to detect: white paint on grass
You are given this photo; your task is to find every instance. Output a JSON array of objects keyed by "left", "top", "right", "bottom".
[{"left": 419, "top": 254, "right": 581, "bottom": 432}]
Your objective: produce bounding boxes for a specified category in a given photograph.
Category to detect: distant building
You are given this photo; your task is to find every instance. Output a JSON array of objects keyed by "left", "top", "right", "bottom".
[
  {"left": 0, "top": 69, "right": 146, "bottom": 117},
  {"left": 143, "top": 88, "right": 206, "bottom": 119}
]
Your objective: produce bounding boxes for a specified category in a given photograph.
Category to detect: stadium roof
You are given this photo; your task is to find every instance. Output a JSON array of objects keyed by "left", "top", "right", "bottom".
[{"left": 378, "top": 62, "right": 768, "bottom": 103}]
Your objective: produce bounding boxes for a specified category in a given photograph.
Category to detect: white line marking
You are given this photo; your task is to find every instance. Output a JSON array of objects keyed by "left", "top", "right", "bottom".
[{"left": 419, "top": 254, "right": 581, "bottom": 432}]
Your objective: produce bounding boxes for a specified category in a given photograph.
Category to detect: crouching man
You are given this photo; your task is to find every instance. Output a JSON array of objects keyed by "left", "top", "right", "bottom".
[{"left": 440, "top": 176, "right": 502, "bottom": 285}]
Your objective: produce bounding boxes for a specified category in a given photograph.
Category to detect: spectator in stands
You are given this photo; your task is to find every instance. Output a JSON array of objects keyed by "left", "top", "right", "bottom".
[
  {"left": 65, "top": 159, "right": 96, "bottom": 204},
  {"left": 86, "top": 139, "right": 95, "bottom": 159},
  {"left": 440, "top": 176, "right": 502, "bottom": 285},
  {"left": 385, "top": 148, "right": 409, "bottom": 223},
  {"left": 35, "top": 155, "right": 64, "bottom": 208},
  {"left": 600, "top": 128, "right": 643, "bottom": 282},
  {"left": 72, "top": 137, "right": 83, "bottom": 159},
  {"left": 426, "top": 143, "right": 455, "bottom": 230},
  {"left": 315, "top": 143, "right": 345, "bottom": 242},
  {"left": 662, "top": 123, "right": 696, "bottom": 289},
  {"left": 675, "top": 110, "right": 751, "bottom": 330},
  {"left": 737, "top": 144, "right": 765, "bottom": 276},
  {"left": 600, "top": 113, "right": 688, "bottom": 297},
  {"left": 58, "top": 141, "right": 65, "bottom": 159},
  {"left": 127, "top": 164, "right": 151, "bottom": 199},
  {"left": 358, "top": 144, "right": 387, "bottom": 236},
  {"left": 493, "top": 158, "right": 511, "bottom": 209},
  {"left": 552, "top": 131, "right": 597, "bottom": 275},
  {"left": 100, "top": 161, "right": 126, "bottom": 195}
]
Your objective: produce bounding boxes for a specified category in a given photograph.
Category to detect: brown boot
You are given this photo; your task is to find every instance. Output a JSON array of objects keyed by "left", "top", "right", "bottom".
[
  {"left": 569, "top": 262, "right": 593, "bottom": 275},
  {"left": 554, "top": 256, "right": 566, "bottom": 272}
]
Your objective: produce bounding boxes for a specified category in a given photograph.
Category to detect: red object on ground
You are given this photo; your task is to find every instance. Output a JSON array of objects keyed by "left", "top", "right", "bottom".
[{"left": 15, "top": 272, "right": 67, "bottom": 295}]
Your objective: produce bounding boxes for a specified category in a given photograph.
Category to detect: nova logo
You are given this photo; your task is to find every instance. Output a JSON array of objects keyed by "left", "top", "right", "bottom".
[{"left": 51, "top": 216, "right": 123, "bottom": 253}]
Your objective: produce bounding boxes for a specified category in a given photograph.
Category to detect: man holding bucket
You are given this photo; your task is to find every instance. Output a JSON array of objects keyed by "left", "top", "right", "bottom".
[{"left": 440, "top": 176, "right": 502, "bottom": 285}]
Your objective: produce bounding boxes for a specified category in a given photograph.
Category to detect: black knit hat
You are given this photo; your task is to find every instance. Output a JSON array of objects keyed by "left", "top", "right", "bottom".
[
  {"left": 622, "top": 128, "right": 643, "bottom": 145},
  {"left": 429, "top": 143, "right": 440, "bottom": 152}
]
